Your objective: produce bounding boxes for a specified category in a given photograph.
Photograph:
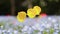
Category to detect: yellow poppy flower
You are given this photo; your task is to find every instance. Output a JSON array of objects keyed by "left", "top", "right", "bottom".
[
  {"left": 17, "top": 11, "right": 26, "bottom": 22},
  {"left": 33, "top": 6, "right": 41, "bottom": 15},
  {"left": 27, "top": 8, "right": 36, "bottom": 18}
]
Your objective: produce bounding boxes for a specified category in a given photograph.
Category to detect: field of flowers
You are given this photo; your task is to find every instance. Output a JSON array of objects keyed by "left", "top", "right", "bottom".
[{"left": 0, "top": 16, "right": 60, "bottom": 34}]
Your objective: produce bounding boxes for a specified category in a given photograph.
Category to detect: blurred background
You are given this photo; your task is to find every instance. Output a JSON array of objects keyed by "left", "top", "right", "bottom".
[
  {"left": 0, "top": 0, "right": 60, "bottom": 16},
  {"left": 0, "top": 0, "right": 60, "bottom": 34}
]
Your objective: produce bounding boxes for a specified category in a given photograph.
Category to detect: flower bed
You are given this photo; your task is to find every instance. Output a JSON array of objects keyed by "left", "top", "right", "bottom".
[{"left": 0, "top": 16, "right": 60, "bottom": 34}]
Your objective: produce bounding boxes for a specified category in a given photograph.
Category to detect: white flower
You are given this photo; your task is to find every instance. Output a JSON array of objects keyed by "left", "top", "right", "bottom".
[
  {"left": 35, "top": 23, "right": 40, "bottom": 28},
  {"left": 38, "top": 27, "right": 44, "bottom": 31},
  {"left": 38, "top": 32, "right": 42, "bottom": 34},
  {"left": 52, "top": 19, "right": 57, "bottom": 23},
  {"left": 32, "top": 23, "right": 40, "bottom": 30},
  {"left": 27, "top": 27, "right": 33, "bottom": 34},
  {"left": 41, "top": 23, "right": 45, "bottom": 26},
  {"left": 48, "top": 17, "right": 52, "bottom": 20},
  {"left": 7, "top": 30, "right": 11, "bottom": 33},
  {"left": 2, "top": 30, "right": 6, "bottom": 32},
  {"left": 22, "top": 26, "right": 29, "bottom": 32},
  {"left": 54, "top": 24, "right": 58, "bottom": 27},
  {"left": 54, "top": 26, "right": 59, "bottom": 29},
  {"left": 32, "top": 26, "right": 37, "bottom": 30},
  {"left": 0, "top": 30, "right": 2, "bottom": 34},
  {"left": 53, "top": 32, "right": 58, "bottom": 34},
  {"left": 46, "top": 23, "right": 51, "bottom": 28},
  {"left": 54, "top": 24, "right": 59, "bottom": 29},
  {"left": 55, "top": 30, "right": 59, "bottom": 32},
  {"left": 28, "top": 27, "right": 32, "bottom": 31},
  {"left": 14, "top": 30, "right": 18, "bottom": 34}
]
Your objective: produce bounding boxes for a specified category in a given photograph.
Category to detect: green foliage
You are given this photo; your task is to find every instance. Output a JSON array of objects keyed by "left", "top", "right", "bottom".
[
  {"left": 32, "top": 30, "right": 39, "bottom": 34},
  {"left": 49, "top": 28, "right": 54, "bottom": 34},
  {"left": 43, "top": 30, "right": 48, "bottom": 34}
]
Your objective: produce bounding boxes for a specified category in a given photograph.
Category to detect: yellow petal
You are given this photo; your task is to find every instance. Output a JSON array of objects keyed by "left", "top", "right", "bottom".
[
  {"left": 17, "top": 11, "right": 26, "bottom": 22},
  {"left": 17, "top": 15, "right": 24, "bottom": 22},
  {"left": 33, "top": 6, "right": 41, "bottom": 15},
  {"left": 27, "top": 8, "right": 36, "bottom": 18}
]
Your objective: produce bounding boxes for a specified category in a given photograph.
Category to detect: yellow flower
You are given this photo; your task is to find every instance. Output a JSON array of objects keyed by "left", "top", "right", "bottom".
[
  {"left": 27, "top": 8, "right": 36, "bottom": 18},
  {"left": 17, "top": 11, "right": 26, "bottom": 22},
  {"left": 33, "top": 6, "right": 41, "bottom": 15}
]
